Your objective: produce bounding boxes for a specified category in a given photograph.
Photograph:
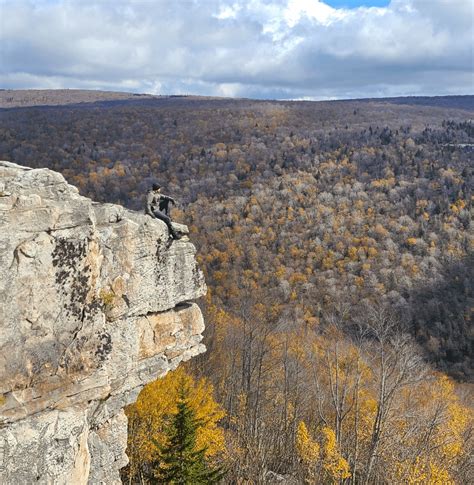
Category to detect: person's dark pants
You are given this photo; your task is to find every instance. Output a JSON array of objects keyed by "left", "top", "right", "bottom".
[{"left": 153, "top": 210, "right": 178, "bottom": 239}]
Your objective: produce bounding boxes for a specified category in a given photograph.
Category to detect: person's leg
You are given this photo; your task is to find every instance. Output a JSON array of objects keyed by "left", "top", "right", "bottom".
[{"left": 153, "top": 210, "right": 179, "bottom": 239}]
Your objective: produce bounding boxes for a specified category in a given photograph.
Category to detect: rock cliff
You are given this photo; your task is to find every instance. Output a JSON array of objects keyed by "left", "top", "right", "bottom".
[{"left": 0, "top": 161, "right": 207, "bottom": 483}]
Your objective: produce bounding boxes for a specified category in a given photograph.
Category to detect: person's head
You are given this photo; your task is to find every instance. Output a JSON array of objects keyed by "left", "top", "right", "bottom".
[{"left": 152, "top": 183, "right": 161, "bottom": 192}]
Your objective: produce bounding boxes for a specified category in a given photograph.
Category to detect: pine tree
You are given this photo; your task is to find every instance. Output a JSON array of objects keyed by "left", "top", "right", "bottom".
[{"left": 154, "top": 382, "right": 224, "bottom": 484}]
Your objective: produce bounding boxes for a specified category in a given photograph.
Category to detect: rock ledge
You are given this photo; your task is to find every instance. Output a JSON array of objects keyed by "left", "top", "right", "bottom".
[{"left": 0, "top": 161, "right": 207, "bottom": 483}]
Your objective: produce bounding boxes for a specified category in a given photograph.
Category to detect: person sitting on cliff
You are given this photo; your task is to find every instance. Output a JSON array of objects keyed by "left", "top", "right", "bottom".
[{"left": 146, "top": 183, "right": 180, "bottom": 240}]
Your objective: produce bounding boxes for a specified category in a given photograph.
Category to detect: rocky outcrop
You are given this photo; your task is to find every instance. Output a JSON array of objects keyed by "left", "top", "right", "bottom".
[{"left": 0, "top": 161, "right": 207, "bottom": 483}]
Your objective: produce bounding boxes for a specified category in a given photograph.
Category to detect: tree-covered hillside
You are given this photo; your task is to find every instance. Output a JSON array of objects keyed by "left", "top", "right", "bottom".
[
  {"left": 1, "top": 96, "right": 471, "bottom": 378},
  {"left": 1, "top": 95, "right": 472, "bottom": 483}
]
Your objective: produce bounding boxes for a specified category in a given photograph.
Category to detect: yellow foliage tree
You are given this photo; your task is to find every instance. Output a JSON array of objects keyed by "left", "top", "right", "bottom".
[
  {"left": 320, "top": 426, "right": 351, "bottom": 482},
  {"left": 124, "top": 367, "right": 226, "bottom": 482},
  {"left": 296, "top": 422, "right": 351, "bottom": 484},
  {"left": 296, "top": 421, "right": 320, "bottom": 483},
  {"left": 391, "top": 375, "right": 472, "bottom": 485}
]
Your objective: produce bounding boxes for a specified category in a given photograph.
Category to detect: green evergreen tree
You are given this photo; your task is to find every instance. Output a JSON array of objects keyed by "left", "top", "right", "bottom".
[{"left": 153, "top": 382, "right": 225, "bottom": 484}]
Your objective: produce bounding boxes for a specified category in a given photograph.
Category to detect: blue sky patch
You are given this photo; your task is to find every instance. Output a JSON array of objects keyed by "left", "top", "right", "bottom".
[{"left": 324, "top": 0, "right": 390, "bottom": 8}]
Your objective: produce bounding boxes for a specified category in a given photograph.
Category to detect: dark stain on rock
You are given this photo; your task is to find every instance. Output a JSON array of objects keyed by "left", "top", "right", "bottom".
[
  {"left": 52, "top": 237, "right": 91, "bottom": 320},
  {"left": 155, "top": 237, "right": 166, "bottom": 262},
  {"left": 95, "top": 332, "right": 112, "bottom": 362},
  {"left": 192, "top": 265, "right": 203, "bottom": 288},
  {"left": 84, "top": 298, "right": 101, "bottom": 318},
  {"left": 52, "top": 238, "right": 87, "bottom": 282}
]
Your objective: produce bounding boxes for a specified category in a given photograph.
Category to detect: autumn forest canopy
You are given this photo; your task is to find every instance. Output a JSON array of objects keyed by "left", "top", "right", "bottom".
[{"left": 0, "top": 93, "right": 472, "bottom": 483}]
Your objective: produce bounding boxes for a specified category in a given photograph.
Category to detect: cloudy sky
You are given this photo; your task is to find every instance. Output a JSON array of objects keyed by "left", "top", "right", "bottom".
[{"left": 0, "top": 0, "right": 472, "bottom": 99}]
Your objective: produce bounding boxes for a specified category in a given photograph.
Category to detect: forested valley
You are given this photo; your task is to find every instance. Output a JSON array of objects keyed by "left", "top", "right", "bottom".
[{"left": 1, "top": 95, "right": 472, "bottom": 484}]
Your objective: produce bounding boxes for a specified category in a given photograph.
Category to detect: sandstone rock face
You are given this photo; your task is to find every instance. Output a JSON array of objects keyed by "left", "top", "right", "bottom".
[{"left": 0, "top": 161, "right": 207, "bottom": 483}]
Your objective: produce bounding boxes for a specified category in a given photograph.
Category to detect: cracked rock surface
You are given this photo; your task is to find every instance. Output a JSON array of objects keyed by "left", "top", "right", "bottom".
[{"left": 0, "top": 161, "right": 207, "bottom": 484}]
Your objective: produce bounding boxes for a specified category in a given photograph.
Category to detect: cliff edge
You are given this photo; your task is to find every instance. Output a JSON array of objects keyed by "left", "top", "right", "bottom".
[{"left": 0, "top": 161, "right": 207, "bottom": 483}]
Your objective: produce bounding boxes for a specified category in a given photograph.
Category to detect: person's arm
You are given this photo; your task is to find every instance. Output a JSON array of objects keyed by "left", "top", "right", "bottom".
[
  {"left": 146, "top": 191, "right": 154, "bottom": 215},
  {"left": 161, "top": 194, "right": 176, "bottom": 204}
]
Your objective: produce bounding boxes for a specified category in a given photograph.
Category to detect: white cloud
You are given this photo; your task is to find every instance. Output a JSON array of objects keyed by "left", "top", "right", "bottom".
[
  {"left": 0, "top": 0, "right": 472, "bottom": 99},
  {"left": 215, "top": 2, "right": 242, "bottom": 20},
  {"left": 283, "top": 0, "right": 347, "bottom": 27}
]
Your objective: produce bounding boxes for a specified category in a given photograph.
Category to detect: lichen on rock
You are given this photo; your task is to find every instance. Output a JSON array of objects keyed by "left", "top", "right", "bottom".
[{"left": 0, "top": 161, "right": 207, "bottom": 483}]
